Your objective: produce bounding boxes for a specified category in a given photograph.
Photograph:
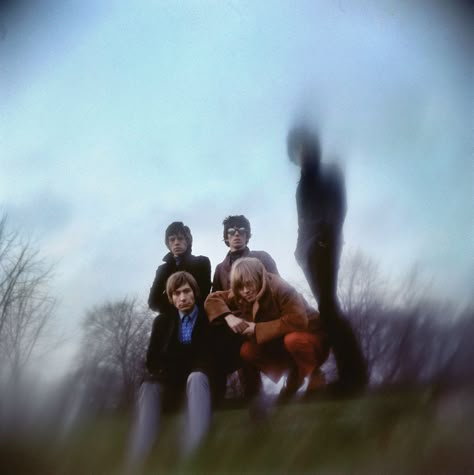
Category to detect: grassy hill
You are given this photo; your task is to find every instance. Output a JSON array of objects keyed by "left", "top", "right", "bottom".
[{"left": 2, "top": 387, "right": 473, "bottom": 474}]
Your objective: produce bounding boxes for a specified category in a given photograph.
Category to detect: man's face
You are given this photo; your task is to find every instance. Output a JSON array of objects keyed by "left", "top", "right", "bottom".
[
  {"left": 226, "top": 226, "right": 248, "bottom": 251},
  {"left": 168, "top": 233, "right": 188, "bottom": 257},
  {"left": 239, "top": 280, "right": 259, "bottom": 303},
  {"left": 291, "top": 144, "right": 304, "bottom": 166},
  {"left": 171, "top": 283, "right": 195, "bottom": 313}
]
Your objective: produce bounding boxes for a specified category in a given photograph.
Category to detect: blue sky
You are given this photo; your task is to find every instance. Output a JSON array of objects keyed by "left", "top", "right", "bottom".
[{"left": 1, "top": 1, "right": 472, "bottom": 377}]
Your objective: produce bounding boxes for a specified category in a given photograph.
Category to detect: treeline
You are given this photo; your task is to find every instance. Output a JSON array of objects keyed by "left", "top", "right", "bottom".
[
  {"left": 69, "top": 251, "right": 474, "bottom": 412},
  {"left": 0, "top": 215, "right": 55, "bottom": 384},
  {"left": 0, "top": 213, "right": 472, "bottom": 418}
]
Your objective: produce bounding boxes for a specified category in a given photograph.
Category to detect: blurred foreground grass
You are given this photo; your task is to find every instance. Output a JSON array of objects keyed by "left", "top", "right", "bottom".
[{"left": 1, "top": 387, "right": 473, "bottom": 474}]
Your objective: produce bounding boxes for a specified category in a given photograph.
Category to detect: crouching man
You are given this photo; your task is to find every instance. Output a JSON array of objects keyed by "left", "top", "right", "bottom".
[
  {"left": 205, "top": 257, "right": 329, "bottom": 410},
  {"left": 127, "top": 272, "right": 214, "bottom": 467}
]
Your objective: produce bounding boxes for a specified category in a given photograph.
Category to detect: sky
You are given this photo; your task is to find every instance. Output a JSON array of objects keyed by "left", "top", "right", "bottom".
[{"left": 1, "top": 0, "right": 473, "bottom": 379}]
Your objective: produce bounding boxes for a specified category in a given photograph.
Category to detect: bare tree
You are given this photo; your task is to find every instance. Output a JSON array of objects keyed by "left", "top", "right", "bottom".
[
  {"left": 338, "top": 249, "right": 392, "bottom": 381},
  {"left": 0, "top": 214, "right": 56, "bottom": 383},
  {"left": 338, "top": 248, "right": 473, "bottom": 388},
  {"left": 78, "top": 298, "right": 152, "bottom": 406}
]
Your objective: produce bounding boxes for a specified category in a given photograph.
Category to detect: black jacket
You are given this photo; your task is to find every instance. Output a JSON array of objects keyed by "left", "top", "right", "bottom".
[
  {"left": 295, "top": 161, "right": 346, "bottom": 263},
  {"left": 145, "top": 305, "right": 213, "bottom": 387},
  {"left": 148, "top": 250, "right": 211, "bottom": 313}
]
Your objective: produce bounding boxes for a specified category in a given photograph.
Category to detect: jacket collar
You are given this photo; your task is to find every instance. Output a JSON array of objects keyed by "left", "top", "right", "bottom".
[
  {"left": 225, "top": 246, "right": 250, "bottom": 266},
  {"left": 162, "top": 248, "right": 192, "bottom": 264}
]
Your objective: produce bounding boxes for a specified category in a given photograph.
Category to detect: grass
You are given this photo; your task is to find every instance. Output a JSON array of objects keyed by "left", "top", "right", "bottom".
[{"left": 1, "top": 388, "right": 473, "bottom": 475}]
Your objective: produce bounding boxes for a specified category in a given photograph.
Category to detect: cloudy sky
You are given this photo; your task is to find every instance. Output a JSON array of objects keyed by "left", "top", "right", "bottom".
[{"left": 1, "top": 0, "right": 472, "bottom": 378}]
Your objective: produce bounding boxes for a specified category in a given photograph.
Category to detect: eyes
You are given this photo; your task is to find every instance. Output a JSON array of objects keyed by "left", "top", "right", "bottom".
[
  {"left": 169, "top": 235, "right": 186, "bottom": 243},
  {"left": 172, "top": 287, "right": 193, "bottom": 298},
  {"left": 227, "top": 227, "right": 247, "bottom": 236},
  {"left": 238, "top": 280, "right": 256, "bottom": 290}
]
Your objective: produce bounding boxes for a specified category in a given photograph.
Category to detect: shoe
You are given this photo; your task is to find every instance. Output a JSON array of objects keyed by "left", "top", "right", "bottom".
[
  {"left": 277, "top": 366, "right": 304, "bottom": 403},
  {"left": 325, "top": 377, "right": 367, "bottom": 398},
  {"left": 248, "top": 394, "right": 271, "bottom": 424},
  {"left": 306, "top": 368, "right": 326, "bottom": 395}
]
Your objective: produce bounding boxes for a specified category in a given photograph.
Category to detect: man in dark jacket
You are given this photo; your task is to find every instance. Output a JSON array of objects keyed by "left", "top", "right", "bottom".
[
  {"left": 127, "top": 272, "right": 214, "bottom": 466},
  {"left": 211, "top": 215, "right": 280, "bottom": 401},
  {"left": 148, "top": 221, "right": 211, "bottom": 314},
  {"left": 287, "top": 124, "right": 368, "bottom": 394},
  {"left": 212, "top": 215, "right": 279, "bottom": 292}
]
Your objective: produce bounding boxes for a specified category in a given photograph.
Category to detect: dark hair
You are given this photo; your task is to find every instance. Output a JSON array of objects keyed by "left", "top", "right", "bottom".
[
  {"left": 164, "top": 222, "right": 193, "bottom": 251},
  {"left": 287, "top": 124, "right": 321, "bottom": 164},
  {"left": 166, "top": 271, "right": 200, "bottom": 303},
  {"left": 222, "top": 215, "right": 252, "bottom": 247}
]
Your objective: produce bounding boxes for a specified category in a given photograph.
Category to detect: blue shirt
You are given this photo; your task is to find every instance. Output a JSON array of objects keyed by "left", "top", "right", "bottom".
[{"left": 178, "top": 305, "right": 198, "bottom": 344}]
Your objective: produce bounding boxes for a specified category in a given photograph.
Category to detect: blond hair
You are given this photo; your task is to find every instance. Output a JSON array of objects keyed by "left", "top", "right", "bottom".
[{"left": 230, "top": 257, "right": 264, "bottom": 296}]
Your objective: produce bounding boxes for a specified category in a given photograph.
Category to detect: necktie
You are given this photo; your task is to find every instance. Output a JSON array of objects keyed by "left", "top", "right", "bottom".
[{"left": 181, "top": 315, "right": 193, "bottom": 343}]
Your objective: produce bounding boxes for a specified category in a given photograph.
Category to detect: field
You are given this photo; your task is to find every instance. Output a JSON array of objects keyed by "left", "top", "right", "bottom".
[{"left": 1, "top": 387, "right": 473, "bottom": 475}]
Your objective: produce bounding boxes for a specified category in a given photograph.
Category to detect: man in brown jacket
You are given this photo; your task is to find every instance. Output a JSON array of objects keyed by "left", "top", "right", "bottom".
[{"left": 206, "top": 257, "right": 329, "bottom": 404}]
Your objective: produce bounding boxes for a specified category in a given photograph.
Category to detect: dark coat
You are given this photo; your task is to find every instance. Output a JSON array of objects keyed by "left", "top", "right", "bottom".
[
  {"left": 148, "top": 250, "right": 211, "bottom": 313},
  {"left": 212, "top": 247, "right": 279, "bottom": 292},
  {"left": 295, "top": 161, "right": 346, "bottom": 264},
  {"left": 145, "top": 305, "right": 213, "bottom": 387}
]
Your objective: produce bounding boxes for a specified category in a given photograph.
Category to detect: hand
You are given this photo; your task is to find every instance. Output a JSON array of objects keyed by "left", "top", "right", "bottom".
[
  {"left": 225, "top": 314, "right": 249, "bottom": 334},
  {"left": 242, "top": 321, "right": 256, "bottom": 337}
]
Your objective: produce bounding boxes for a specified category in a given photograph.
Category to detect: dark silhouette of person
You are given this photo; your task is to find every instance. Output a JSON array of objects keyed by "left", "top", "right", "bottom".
[{"left": 287, "top": 124, "right": 368, "bottom": 394}]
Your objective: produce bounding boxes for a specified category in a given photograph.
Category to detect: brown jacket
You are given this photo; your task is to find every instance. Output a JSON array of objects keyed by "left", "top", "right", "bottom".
[{"left": 205, "top": 271, "right": 324, "bottom": 344}]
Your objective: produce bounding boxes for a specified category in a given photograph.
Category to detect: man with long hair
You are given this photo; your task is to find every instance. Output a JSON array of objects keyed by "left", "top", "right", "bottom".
[
  {"left": 148, "top": 221, "right": 211, "bottom": 314},
  {"left": 206, "top": 257, "right": 329, "bottom": 410}
]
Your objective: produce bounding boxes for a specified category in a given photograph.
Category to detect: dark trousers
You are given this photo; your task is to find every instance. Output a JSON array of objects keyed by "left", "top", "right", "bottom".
[
  {"left": 301, "top": 239, "right": 368, "bottom": 389},
  {"left": 209, "top": 322, "right": 261, "bottom": 401}
]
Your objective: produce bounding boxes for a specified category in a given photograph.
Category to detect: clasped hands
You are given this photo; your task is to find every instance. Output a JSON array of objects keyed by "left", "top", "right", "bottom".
[{"left": 224, "top": 314, "right": 255, "bottom": 336}]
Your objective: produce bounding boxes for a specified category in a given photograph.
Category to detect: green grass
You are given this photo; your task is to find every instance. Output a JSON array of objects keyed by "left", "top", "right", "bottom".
[{"left": 1, "top": 389, "right": 473, "bottom": 475}]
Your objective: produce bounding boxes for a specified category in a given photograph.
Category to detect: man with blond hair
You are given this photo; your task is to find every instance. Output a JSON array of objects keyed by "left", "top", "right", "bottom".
[{"left": 206, "top": 257, "right": 328, "bottom": 407}]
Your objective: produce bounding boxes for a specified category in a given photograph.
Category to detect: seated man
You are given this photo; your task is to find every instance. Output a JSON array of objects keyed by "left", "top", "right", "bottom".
[
  {"left": 127, "top": 272, "right": 214, "bottom": 467},
  {"left": 205, "top": 257, "right": 329, "bottom": 405},
  {"left": 148, "top": 221, "right": 211, "bottom": 314}
]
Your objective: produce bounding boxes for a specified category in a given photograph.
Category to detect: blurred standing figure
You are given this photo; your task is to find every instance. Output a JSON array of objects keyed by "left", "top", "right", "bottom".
[
  {"left": 287, "top": 124, "right": 368, "bottom": 393},
  {"left": 148, "top": 221, "right": 211, "bottom": 314}
]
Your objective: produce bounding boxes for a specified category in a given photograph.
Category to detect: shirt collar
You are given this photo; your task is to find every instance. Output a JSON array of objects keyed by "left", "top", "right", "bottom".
[{"left": 178, "top": 304, "right": 198, "bottom": 321}]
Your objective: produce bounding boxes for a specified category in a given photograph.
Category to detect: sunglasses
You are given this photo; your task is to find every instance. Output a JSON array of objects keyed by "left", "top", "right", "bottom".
[{"left": 227, "top": 227, "right": 247, "bottom": 236}]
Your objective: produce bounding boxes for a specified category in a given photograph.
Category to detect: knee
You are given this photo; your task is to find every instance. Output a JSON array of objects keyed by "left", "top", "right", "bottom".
[
  {"left": 239, "top": 341, "right": 258, "bottom": 362},
  {"left": 186, "top": 371, "right": 209, "bottom": 391},
  {"left": 283, "top": 332, "right": 305, "bottom": 352},
  {"left": 139, "top": 382, "right": 161, "bottom": 399}
]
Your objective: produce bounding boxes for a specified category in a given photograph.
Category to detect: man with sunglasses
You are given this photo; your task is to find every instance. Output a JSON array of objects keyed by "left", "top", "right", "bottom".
[
  {"left": 212, "top": 215, "right": 279, "bottom": 292},
  {"left": 210, "top": 215, "right": 279, "bottom": 402}
]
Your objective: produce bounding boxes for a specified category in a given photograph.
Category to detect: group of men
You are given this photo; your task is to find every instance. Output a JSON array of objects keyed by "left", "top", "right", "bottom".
[{"left": 127, "top": 125, "right": 368, "bottom": 467}]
